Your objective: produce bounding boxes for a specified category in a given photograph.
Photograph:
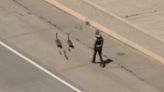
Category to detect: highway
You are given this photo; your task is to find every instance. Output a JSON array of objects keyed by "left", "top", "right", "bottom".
[
  {"left": 0, "top": 42, "right": 77, "bottom": 92},
  {"left": 0, "top": 0, "right": 164, "bottom": 92}
]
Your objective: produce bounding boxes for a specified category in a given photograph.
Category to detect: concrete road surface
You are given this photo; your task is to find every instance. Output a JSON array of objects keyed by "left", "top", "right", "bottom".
[
  {"left": 53, "top": 0, "right": 164, "bottom": 61},
  {"left": 1, "top": 0, "right": 164, "bottom": 92},
  {"left": 0, "top": 43, "right": 76, "bottom": 92}
]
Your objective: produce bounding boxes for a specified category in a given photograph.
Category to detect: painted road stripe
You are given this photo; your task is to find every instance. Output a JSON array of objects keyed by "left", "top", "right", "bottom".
[
  {"left": 0, "top": 41, "right": 82, "bottom": 92},
  {"left": 44, "top": 0, "right": 164, "bottom": 64}
]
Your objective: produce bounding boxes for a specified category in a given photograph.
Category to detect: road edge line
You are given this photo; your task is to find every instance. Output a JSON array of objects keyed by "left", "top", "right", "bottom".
[{"left": 0, "top": 41, "right": 82, "bottom": 92}]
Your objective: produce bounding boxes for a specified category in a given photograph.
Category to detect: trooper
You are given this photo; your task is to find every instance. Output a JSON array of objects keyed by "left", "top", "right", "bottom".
[{"left": 92, "top": 30, "right": 104, "bottom": 63}]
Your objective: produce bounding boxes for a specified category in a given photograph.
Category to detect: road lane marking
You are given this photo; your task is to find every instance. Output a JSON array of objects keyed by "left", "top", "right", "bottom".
[{"left": 0, "top": 41, "right": 82, "bottom": 92}]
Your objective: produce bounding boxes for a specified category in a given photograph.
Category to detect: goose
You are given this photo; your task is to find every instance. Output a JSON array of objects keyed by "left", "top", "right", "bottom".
[
  {"left": 67, "top": 33, "right": 74, "bottom": 48},
  {"left": 56, "top": 32, "right": 62, "bottom": 48}
]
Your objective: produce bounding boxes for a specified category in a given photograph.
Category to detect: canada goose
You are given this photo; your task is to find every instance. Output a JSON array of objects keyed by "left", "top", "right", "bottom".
[
  {"left": 56, "top": 32, "right": 62, "bottom": 48},
  {"left": 67, "top": 33, "right": 74, "bottom": 48}
]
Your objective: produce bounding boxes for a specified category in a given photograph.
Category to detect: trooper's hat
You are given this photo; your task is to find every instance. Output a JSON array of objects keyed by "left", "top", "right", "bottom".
[{"left": 95, "top": 30, "right": 101, "bottom": 38}]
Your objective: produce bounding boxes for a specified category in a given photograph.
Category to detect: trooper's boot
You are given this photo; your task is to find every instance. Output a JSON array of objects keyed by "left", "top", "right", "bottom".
[
  {"left": 100, "top": 62, "right": 105, "bottom": 68},
  {"left": 91, "top": 60, "right": 96, "bottom": 64}
]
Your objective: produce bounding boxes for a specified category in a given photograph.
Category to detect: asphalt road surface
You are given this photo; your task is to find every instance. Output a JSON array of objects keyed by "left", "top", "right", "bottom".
[{"left": 0, "top": 43, "right": 76, "bottom": 92}]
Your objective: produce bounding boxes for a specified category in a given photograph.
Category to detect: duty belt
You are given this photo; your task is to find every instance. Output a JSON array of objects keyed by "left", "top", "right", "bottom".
[{"left": 96, "top": 44, "right": 102, "bottom": 47}]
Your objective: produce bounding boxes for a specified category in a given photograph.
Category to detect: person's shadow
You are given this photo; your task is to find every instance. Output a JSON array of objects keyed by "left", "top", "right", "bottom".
[{"left": 98, "top": 59, "right": 113, "bottom": 68}]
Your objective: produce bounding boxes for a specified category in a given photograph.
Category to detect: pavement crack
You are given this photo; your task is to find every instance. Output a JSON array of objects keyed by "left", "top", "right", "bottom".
[
  {"left": 37, "top": 15, "right": 66, "bottom": 33},
  {"left": 12, "top": 0, "right": 29, "bottom": 11},
  {"left": 11, "top": 0, "right": 64, "bottom": 32},
  {"left": 122, "top": 9, "right": 162, "bottom": 19},
  {"left": 102, "top": 56, "right": 145, "bottom": 82},
  {"left": 115, "top": 62, "right": 145, "bottom": 82}
]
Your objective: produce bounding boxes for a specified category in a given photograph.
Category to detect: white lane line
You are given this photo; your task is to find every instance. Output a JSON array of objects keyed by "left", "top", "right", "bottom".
[{"left": 0, "top": 41, "right": 82, "bottom": 92}]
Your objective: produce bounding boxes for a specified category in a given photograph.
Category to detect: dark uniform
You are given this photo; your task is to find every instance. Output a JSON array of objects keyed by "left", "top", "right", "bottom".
[{"left": 92, "top": 35, "right": 104, "bottom": 63}]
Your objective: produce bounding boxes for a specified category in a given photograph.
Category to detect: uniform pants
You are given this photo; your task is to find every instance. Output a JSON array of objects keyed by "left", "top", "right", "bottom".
[{"left": 92, "top": 48, "right": 103, "bottom": 62}]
